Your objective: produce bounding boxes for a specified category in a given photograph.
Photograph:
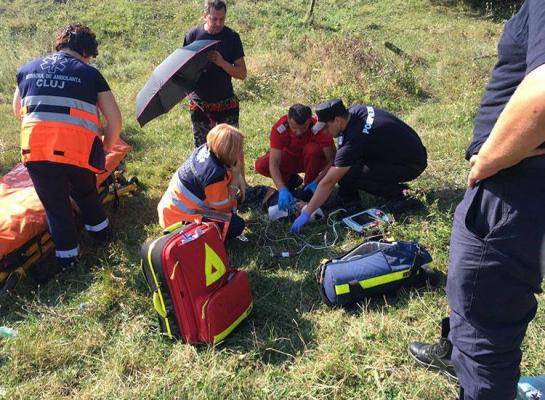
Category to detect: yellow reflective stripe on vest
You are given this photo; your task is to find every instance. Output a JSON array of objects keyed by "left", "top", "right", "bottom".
[{"left": 359, "top": 269, "right": 411, "bottom": 289}]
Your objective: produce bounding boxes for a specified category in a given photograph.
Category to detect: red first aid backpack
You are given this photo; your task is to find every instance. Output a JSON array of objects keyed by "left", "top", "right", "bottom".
[{"left": 141, "top": 221, "right": 252, "bottom": 344}]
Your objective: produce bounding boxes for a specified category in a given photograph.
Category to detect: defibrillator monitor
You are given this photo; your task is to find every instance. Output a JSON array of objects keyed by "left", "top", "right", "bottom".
[
  {"left": 342, "top": 208, "right": 392, "bottom": 234},
  {"left": 350, "top": 212, "right": 375, "bottom": 226}
]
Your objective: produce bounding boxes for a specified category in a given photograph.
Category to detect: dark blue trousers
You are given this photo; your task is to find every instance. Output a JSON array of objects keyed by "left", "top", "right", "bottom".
[
  {"left": 446, "top": 158, "right": 545, "bottom": 400},
  {"left": 338, "top": 158, "right": 427, "bottom": 199},
  {"left": 225, "top": 213, "right": 245, "bottom": 240},
  {"left": 26, "top": 161, "right": 108, "bottom": 262}
]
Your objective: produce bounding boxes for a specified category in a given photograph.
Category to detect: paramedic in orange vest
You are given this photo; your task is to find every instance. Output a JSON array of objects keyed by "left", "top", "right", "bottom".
[
  {"left": 157, "top": 123, "right": 245, "bottom": 239},
  {"left": 12, "top": 24, "right": 122, "bottom": 270},
  {"left": 254, "top": 104, "right": 336, "bottom": 211}
]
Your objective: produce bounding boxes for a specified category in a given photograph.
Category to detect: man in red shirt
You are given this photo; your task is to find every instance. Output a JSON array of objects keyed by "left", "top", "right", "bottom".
[{"left": 254, "top": 104, "right": 336, "bottom": 211}]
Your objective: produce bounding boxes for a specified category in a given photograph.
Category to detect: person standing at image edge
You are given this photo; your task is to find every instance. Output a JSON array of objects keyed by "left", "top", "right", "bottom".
[{"left": 408, "top": 0, "right": 545, "bottom": 398}]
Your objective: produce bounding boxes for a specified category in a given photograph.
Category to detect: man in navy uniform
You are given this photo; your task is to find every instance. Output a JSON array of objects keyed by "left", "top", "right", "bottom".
[
  {"left": 408, "top": 1, "right": 545, "bottom": 398},
  {"left": 291, "top": 99, "right": 427, "bottom": 233}
]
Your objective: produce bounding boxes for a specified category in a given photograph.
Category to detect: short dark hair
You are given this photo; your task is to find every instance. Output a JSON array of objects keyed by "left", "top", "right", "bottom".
[
  {"left": 204, "top": 0, "right": 227, "bottom": 13},
  {"left": 288, "top": 104, "right": 312, "bottom": 125},
  {"left": 55, "top": 24, "right": 98, "bottom": 58}
]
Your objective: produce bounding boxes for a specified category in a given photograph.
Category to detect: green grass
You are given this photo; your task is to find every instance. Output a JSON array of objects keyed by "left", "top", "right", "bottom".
[{"left": 1, "top": 0, "right": 544, "bottom": 399}]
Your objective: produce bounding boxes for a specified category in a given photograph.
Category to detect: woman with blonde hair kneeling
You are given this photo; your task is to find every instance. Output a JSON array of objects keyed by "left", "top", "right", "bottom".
[{"left": 157, "top": 124, "right": 245, "bottom": 239}]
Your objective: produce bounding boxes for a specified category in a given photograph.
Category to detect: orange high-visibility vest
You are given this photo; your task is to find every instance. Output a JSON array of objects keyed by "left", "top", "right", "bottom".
[
  {"left": 19, "top": 95, "right": 105, "bottom": 173},
  {"left": 158, "top": 171, "right": 234, "bottom": 228},
  {"left": 158, "top": 146, "right": 235, "bottom": 236}
]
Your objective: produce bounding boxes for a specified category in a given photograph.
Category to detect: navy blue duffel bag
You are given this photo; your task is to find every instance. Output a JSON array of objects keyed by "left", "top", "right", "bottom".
[{"left": 317, "top": 240, "right": 434, "bottom": 306}]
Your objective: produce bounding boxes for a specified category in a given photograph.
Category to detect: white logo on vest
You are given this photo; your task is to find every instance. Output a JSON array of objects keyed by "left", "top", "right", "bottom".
[
  {"left": 40, "top": 55, "right": 67, "bottom": 74},
  {"left": 196, "top": 146, "right": 210, "bottom": 163}
]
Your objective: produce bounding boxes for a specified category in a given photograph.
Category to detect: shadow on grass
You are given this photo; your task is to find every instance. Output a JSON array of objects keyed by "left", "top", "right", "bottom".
[
  {"left": 431, "top": 0, "right": 523, "bottom": 21},
  {"left": 344, "top": 278, "right": 447, "bottom": 318},
  {"left": 307, "top": 20, "right": 340, "bottom": 33},
  {"left": 424, "top": 187, "right": 466, "bottom": 214},
  {"left": 234, "top": 268, "right": 319, "bottom": 365},
  {"left": 216, "top": 211, "right": 345, "bottom": 364},
  {"left": 217, "top": 205, "right": 449, "bottom": 364}
]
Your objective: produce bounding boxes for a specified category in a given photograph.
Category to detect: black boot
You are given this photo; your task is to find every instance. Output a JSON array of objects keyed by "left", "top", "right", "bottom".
[
  {"left": 408, "top": 318, "right": 457, "bottom": 381},
  {"left": 57, "top": 256, "right": 79, "bottom": 272},
  {"left": 380, "top": 189, "right": 423, "bottom": 215},
  {"left": 88, "top": 226, "right": 114, "bottom": 244}
]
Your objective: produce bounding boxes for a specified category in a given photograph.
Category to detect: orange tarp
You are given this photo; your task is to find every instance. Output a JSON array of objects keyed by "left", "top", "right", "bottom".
[{"left": 0, "top": 138, "right": 131, "bottom": 258}]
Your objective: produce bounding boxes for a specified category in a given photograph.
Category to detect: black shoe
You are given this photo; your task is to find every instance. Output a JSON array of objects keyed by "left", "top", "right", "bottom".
[
  {"left": 57, "top": 256, "right": 79, "bottom": 272},
  {"left": 285, "top": 174, "right": 303, "bottom": 192},
  {"left": 383, "top": 191, "right": 422, "bottom": 215},
  {"left": 408, "top": 338, "right": 457, "bottom": 381},
  {"left": 88, "top": 226, "right": 114, "bottom": 244}
]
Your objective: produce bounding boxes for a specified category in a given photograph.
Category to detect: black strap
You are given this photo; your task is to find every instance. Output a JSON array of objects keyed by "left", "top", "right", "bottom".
[{"left": 0, "top": 271, "right": 22, "bottom": 298}]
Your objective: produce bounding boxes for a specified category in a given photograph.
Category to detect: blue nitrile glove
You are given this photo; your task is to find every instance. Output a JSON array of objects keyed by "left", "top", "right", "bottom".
[
  {"left": 278, "top": 187, "right": 295, "bottom": 211},
  {"left": 291, "top": 211, "right": 311, "bottom": 234},
  {"left": 304, "top": 181, "right": 318, "bottom": 193}
]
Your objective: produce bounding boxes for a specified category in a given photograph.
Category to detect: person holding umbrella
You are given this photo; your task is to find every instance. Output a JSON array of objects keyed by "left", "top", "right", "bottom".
[
  {"left": 12, "top": 24, "right": 122, "bottom": 270},
  {"left": 157, "top": 123, "right": 246, "bottom": 240},
  {"left": 184, "top": 0, "right": 247, "bottom": 148}
]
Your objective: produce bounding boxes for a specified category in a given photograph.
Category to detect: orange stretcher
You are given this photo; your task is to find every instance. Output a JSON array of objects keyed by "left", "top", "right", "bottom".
[{"left": 0, "top": 138, "right": 138, "bottom": 295}]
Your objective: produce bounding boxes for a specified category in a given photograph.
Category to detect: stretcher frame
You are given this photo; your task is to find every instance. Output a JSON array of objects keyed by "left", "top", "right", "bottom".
[{"left": 0, "top": 142, "right": 138, "bottom": 296}]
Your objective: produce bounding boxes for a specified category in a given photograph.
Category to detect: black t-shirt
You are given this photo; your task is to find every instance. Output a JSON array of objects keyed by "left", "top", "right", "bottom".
[
  {"left": 334, "top": 105, "right": 427, "bottom": 168},
  {"left": 183, "top": 25, "right": 244, "bottom": 102},
  {"left": 467, "top": 0, "right": 545, "bottom": 159}
]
